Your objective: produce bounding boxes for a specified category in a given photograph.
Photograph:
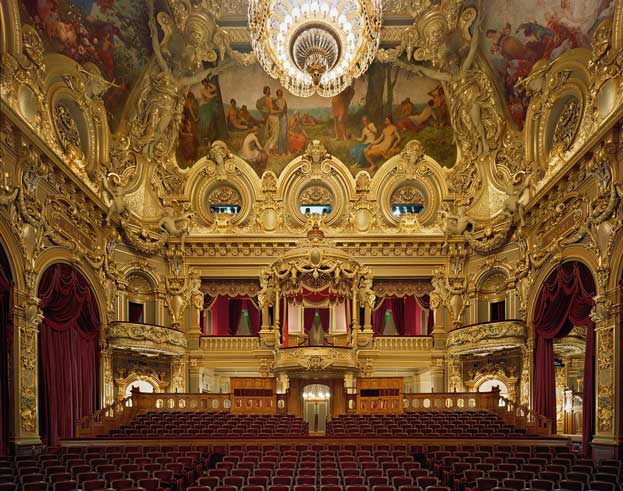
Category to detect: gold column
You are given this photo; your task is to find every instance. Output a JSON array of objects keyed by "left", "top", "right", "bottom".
[
  {"left": 101, "top": 345, "right": 114, "bottom": 407},
  {"left": 12, "top": 291, "right": 43, "bottom": 446},
  {"left": 520, "top": 337, "right": 533, "bottom": 408},
  {"left": 591, "top": 290, "right": 620, "bottom": 458}
]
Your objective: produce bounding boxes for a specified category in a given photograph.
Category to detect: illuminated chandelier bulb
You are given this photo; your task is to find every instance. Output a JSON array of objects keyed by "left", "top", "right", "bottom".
[{"left": 248, "top": 0, "right": 383, "bottom": 97}]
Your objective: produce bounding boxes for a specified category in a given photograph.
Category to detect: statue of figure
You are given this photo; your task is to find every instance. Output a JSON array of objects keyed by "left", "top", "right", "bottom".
[
  {"left": 101, "top": 173, "right": 130, "bottom": 224},
  {"left": 398, "top": 1, "right": 503, "bottom": 162},
  {"left": 257, "top": 270, "right": 275, "bottom": 310},
  {"left": 503, "top": 171, "right": 535, "bottom": 229},
  {"left": 128, "top": 0, "right": 231, "bottom": 159},
  {"left": 158, "top": 206, "right": 194, "bottom": 245},
  {"left": 190, "top": 275, "right": 204, "bottom": 311},
  {"left": 438, "top": 204, "right": 475, "bottom": 247},
  {"left": 358, "top": 275, "right": 376, "bottom": 309}
]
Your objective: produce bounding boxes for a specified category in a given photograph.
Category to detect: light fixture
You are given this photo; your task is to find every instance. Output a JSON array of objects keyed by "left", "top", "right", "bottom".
[{"left": 248, "top": 0, "right": 383, "bottom": 97}]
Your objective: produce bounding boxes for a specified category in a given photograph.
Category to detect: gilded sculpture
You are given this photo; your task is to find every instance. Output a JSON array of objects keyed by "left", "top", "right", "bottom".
[{"left": 127, "top": 0, "right": 233, "bottom": 160}]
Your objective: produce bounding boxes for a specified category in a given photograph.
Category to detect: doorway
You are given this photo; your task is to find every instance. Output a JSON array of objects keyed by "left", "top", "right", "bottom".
[{"left": 302, "top": 384, "right": 331, "bottom": 434}]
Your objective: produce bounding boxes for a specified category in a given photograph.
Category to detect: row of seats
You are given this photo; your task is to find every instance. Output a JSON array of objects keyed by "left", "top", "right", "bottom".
[
  {"left": 0, "top": 445, "right": 211, "bottom": 491},
  {"left": 109, "top": 413, "right": 308, "bottom": 439},
  {"left": 326, "top": 412, "right": 531, "bottom": 438},
  {"left": 2, "top": 442, "right": 621, "bottom": 491}
]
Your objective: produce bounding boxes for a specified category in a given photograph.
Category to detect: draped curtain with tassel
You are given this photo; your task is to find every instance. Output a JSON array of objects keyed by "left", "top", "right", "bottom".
[
  {"left": 0, "top": 251, "right": 12, "bottom": 456},
  {"left": 207, "top": 295, "right": 261, "bottom": 336},
  {"left": 532, "top": 261, "right": 595, "bottom": 455},
  {"left": 38, "top": 263, "right": 101, "bottom": 446}
]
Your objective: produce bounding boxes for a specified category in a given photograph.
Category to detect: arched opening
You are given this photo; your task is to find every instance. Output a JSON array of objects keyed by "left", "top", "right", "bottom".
[
  {"left": 126, "top": 271, "right": 157, "bottom": 324},
  {"left": 533, "top": 261, "right": 595, "bottom": 454},
  {"left": 477, "top": 378, "right": 509, "bottom": 406},
  {"left": 302, "top": 383, "right": 331, "bottom": 434},
  {"left": 38, "top": 263, "right": 101, "bottom": 445},
  {"left": 124, "top": 379, "right": 156, "bottom": 398},
  {"left": 477, "top": 269, "right": 507, "bottom": 323},
  {"left": 0, "top": 245, "right": 13, "bottom": 456}
]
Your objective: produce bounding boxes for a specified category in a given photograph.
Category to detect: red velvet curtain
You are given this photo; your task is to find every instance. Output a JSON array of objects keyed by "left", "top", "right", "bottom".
[
  {"left": 38, "top": 263, "right": 100, "bottom": 446},
  {"left": 229, "top": 298, "right": 243, "bottom": 336},
  {"left": 404, "top": 296, "right": 420, "bottom": 336},
  {"left": 533, "top": 262, "right": 595, "bottom": 454},
  {"left": 0, "top": 251, "right": 13, "bottom": 456},
  {"left": 304, "top": 308, "right": 330, "bottom": 332},
  {"left": 416, "top": 294, "right": 434, "bottom": 335},
  {"left": 246, "top": 299, "right": 261, "bottom": 336},
  {"left": 209, "top": 296, "right": 230, "bottom": 336}
]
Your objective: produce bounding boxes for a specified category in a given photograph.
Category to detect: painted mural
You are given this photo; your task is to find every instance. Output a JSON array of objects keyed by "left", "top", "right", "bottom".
[
  {"left": 20, "top": 0, "right": 152, "bottom": 130},
  {"left": 483, "top": 0, "right": 615, "bottom": 128},
  {"left": 177, "top": 63, "right": 456, "bottom": 176}
]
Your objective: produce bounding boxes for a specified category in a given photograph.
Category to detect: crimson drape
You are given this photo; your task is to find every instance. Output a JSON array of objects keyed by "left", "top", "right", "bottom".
[
  {"left": 533, "top": 262, "right": 595, "bottom": 454},
  {"left": 38, "top": 263, "right": 100, "bottom": 446},
  {"left": 304, "top": 308, "right": 330, "bottom": 332},
  {"left": 209, "top": 296, "right": 230, "bottom": 336},
  {"left": 373, "top": 296, "right": 423, "bottom": 335},
  {"left": 416, "top": 294, "right": 434, "bottom": 334},
  {"left": 0, "top": 251, "right": 13, "bottom": 456}
]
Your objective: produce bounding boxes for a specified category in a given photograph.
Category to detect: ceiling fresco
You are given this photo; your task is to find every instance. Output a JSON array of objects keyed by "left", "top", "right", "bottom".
[
  {"left": 15, "top": 0, "right": 616, "bottom": 177},
  {"left": 178, "top": 62, "right": 456, "bottom": 176},
  {"left": 482, "top": 0, "right": 615, "bottom": 128},
  {"left": 20, "top": 0, "right": 153, "bottom": 130}
]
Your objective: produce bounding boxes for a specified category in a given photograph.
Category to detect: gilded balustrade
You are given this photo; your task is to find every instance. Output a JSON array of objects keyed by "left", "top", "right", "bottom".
[
  {"left": 446, "top": 320, "right": 526, "bottom": 355},
  {"left": 373, "top": 336, "right": 433, "bottom": 351},
  {"left": 107, "top": 322, "right": 187, "bottom": 355},
  {"left": 200, "top": 336, "right": 261, "bottom": 351}
]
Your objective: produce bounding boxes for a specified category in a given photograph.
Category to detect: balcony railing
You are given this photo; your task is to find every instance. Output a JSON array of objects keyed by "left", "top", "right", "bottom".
[
  {"left": 200, "top": 336, "right": 260, "bottom": 351},
  {"left": 373, "top": 336, "right": 433, "bottom": 351},
  {"left": 107, "top": 322, "right": 187, "bottom": 355},
  {"left": 447, "top": 320, "right": 526, "bottom": 355}
]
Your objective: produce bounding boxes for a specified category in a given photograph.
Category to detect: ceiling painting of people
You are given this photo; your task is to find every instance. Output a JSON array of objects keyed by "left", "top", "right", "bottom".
[
  {"left": 177, "top": 63, "right": 457, "bottom": 177},
  {"left": 20, "top": 0, "right": 152, "bottom": 130},
  {"left": 482, "top": 0, "right": 615, "bottom": 128}
]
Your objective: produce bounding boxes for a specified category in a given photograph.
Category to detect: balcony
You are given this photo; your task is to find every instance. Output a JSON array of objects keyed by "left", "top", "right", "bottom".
[
  {"left": 373, "top": 336, "right": 433, "bottom": 351},
  {"left": 107, "top": 322, "right": 187, "bottom": 355},
  {"left": 200, "top": 336, "right": 260, "bottom": 351},
  {"left": 447, "top": 320, "right": 526, "bottom": 355}
]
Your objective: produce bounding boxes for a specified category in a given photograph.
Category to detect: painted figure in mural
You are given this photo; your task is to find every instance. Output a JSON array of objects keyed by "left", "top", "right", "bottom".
[
  {"left": 198, "top": 80, "right": 222, "bottom": 146},
  {"left": 332, "top": 84, "right": 355, "bottom": 140},
  {"left": 257, "top": 86, "right": 280, "bottom": 155},
  {"left": 287, "top": 112, "right": 308, "bottom": 154},
  {"left": 227, "top": 99, "right": 248, "bottom": 131},
  {"left": 239, "top": 105, "right": 260, "bottom": 126},
  {"left": 275, "top": 89, "right": 289, "bottom": 155},
  {"left": 349, "top": 116, "right": 378, "bottom": 165},
  {"left": 364, "top": 116, "right": 401, "bottom": 170},
  {"left": 483, "top": 0, "right": 614, "bottom": 127},
  {"left": 240, "top": 126, "right": 268, "bottom": 167}
]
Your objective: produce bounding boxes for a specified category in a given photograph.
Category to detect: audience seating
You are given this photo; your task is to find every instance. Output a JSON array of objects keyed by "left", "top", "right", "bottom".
[
  {"left": 326, "top": 411, "right": 532, "bottom": 438},
  {"left": 1, "top": 414, "right": 621, "bottom": 491},
  {"left": 108, "top": 412, "right": 308, "bottom": 438}
]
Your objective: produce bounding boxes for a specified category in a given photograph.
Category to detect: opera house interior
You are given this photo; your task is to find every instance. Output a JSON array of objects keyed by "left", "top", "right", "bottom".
[{"left": 0, "top": 0, "right": 623, "bottom": 489}]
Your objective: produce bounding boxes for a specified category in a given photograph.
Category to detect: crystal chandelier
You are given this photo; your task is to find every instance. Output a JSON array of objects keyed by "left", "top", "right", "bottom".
[{"left": 248, "top": 0, "right": 383, "bottom": 97}]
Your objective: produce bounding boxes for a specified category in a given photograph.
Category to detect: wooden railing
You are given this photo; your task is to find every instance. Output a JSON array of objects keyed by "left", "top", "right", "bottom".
[
  {"left": 401, "top": 390, "right": 552, "bottom": 437},
  {"left": 75, "top": 391, "right": 274, "bottom": 438}
]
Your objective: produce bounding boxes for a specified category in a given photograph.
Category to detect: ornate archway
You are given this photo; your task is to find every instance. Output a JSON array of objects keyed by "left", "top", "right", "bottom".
[{"left": 532, "top": 261, "right": 595, "bottom": 453}]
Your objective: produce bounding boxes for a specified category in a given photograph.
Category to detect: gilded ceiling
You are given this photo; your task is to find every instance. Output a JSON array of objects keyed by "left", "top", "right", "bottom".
[{"left": 16, "top": 0, "right": 614, "bottom": 177}]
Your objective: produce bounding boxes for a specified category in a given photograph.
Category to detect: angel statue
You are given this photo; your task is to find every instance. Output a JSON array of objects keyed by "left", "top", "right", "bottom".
[
  {"left": 438, "top": 203, "right": 475, "bottom": 247},
  {"left": 396, "top": 0, "right": 503, "bottom": 162},
  {"left": 128, "top": 0, "right": 232, "bottom": 160},
  {"left": 158, "top": 204, "right": 194, "bottom": 247}
]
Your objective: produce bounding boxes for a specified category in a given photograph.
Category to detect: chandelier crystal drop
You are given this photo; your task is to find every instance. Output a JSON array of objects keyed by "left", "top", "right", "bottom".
[{"left": 248, "top": 0, "right": 383, "bottom": 97}]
